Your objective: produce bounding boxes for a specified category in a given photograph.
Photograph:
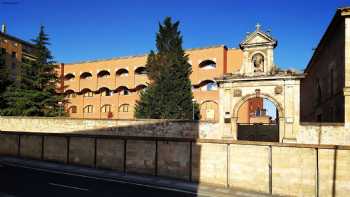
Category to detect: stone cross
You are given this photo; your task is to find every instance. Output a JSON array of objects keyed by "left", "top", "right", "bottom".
[{"left": 256, "top": 23, "right": 261, "bottom": 31}]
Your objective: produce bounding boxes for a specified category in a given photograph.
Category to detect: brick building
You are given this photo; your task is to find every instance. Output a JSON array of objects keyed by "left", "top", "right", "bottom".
[
  {"left": 0, "top": 24, "right": 37, "bottom": 80},
  {"left": 60, "top": 43, "right": 264, "bottom": 121}
]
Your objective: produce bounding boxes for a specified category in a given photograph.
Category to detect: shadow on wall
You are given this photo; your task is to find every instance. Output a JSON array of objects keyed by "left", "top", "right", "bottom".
[
  {"left": 0, "top": 121, "right": 204, "bottom": 196},
  {"left": 2, "top": 121, "right": 344, "bottom": 196}
]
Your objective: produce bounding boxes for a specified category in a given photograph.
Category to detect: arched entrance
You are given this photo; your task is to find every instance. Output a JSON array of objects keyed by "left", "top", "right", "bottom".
[{"left": 233, "top": 94, "right": 284, "bottom": 142}]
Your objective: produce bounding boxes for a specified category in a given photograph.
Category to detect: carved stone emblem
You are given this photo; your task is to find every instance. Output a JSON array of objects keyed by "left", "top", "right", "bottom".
[
  {"left": 233, "top": 89, "right": 242, "bottom": 97},
  {"left": 255, "top": 89, "right": 261, "bottom": 97},
  {"left": 275, "top": 86, "right": 283, "bottom": 94}
]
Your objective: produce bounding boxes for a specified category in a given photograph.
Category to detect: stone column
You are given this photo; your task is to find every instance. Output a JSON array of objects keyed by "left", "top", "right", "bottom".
[
  {"left": 278, "top": 117, "right": 285, "bottom": 142},
  {"left": 344, "top": 88, "right": 350, "bottom": 127},
  {"left": 230, "top": 117, "right": 238, "bottom": 140},
  {"left": 241, "top": 50, "right": 249, "bottom": 74},
  {"left": 221, "top": 87, "right": 233, "bottom": 139},
  {"left": 266, "top": 47, "right": 274, "bottom": 73}
]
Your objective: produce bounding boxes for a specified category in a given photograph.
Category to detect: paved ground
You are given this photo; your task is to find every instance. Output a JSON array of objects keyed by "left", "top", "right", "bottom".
[
  {"left": 0, "top": 162, "right": 197, "bottom": 197},
  {"left": 0, "top": 157, "right": 274, "bottom": 197}
]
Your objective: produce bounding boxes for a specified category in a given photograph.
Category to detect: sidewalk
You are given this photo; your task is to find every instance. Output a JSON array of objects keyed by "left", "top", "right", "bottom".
[{"left": 0, "top": 156, "right": 275, "bottom": 197}]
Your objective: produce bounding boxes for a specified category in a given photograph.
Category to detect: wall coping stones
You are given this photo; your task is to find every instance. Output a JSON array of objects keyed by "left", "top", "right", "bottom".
[{"left": 1, "top": 131, "right": 349, "bottom": 150}]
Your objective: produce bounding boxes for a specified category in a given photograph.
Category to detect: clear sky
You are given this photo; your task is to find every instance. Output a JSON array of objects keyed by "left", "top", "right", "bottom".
[
  {"left": 1, "top": 0, "right": 349, "bottom": 69},
  {"left": 264, "top": 99, "right": 276, "bottom": 120}
]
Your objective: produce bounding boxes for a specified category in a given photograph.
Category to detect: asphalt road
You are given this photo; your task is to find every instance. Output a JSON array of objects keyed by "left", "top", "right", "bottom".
[{"left": 0, "top": 163, "right": 199, "bottom": 197}]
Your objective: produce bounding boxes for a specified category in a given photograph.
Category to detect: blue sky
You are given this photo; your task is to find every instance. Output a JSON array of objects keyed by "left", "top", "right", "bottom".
[
  {"left": 264, "top": 99, "right": 276, "bottom": 120},
  {"left": 1, "top": 0, "right": 349, "bottom": 69}
]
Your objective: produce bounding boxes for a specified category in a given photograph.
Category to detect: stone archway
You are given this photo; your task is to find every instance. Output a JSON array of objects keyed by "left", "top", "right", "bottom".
[{"left": 231, "top": 93, "right": 285, "bottom": 142}]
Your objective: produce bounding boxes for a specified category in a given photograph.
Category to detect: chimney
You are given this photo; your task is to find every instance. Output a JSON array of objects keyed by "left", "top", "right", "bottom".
[{"left": 1, "top": 24, "right": 7, "bottom": 33}]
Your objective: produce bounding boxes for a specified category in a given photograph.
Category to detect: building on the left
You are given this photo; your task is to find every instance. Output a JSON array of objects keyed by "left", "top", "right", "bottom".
[{"left": 0, "top": 24, "right": 37, "bottom": 80}]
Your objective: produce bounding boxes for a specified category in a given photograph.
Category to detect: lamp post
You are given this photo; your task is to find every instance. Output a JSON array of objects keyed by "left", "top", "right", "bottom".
[
  {"left": 58, "top": 101, "right": 63, "bottom": 117},
  {"left": 192, "top": 98, "right": 196, "bottom": 121}
]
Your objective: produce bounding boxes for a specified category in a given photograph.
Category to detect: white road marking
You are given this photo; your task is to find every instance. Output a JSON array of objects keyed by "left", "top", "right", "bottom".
[
  {"left": 1, "top": 161, "right": 208, "bottom": 196},
  {"left": 49, "top": 182, "right": 89, "bottom": 192}
]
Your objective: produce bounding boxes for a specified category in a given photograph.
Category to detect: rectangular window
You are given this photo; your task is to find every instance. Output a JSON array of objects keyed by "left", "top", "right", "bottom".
[
  {"left": 120, "top": 89, "right": 129, "bottom": 95},
  {"left": 104, "top": 90, "right": 112, "bottom": 96},
  {"left": 101, "top": 105, "right": 111, "bottom": 113},
  {"left": 123, "top": 105, "right": 128, "bottom": 112},
  {"left": 67, "top": 93, "right": 76, "bottom": 98},
  {"left": 84, "top": 105, "right": 93, "bottom": 113},
  {"left": 84, "top": 91, "right": 93, "bottom": 97},
  {"left": 119, "top": 104, "right": 129, "bottom": 112},
  {"left": 11, "top": 51, "right": 16, "bottom": 58}
]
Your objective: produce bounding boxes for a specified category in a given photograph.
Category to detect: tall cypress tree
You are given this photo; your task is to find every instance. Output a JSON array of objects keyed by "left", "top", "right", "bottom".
[
  {"left": 1, "top": 25, "right": 63, "bottom": 116},
  {"left": 135, "top": 17, "right": 198, "bottom": 119}
]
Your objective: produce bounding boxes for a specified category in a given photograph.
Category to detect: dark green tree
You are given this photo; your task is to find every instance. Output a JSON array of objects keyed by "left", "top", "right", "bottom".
[
  {"left": 0, "top": 25, "right": 64, "bottom": 116},
  {"left": 135, "top": 17, "right": 199, "bottom": 120},
  {"left": 0, "top": 47, "right": 10, "bottom": 109}
]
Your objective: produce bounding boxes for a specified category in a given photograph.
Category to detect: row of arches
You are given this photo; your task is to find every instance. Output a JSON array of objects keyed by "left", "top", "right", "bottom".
[
  {"left": 68, "top": 103, "right": 131, "bottom": 114},
  {"left": 65, "top": 59, "right": 217, "bottom": 81},
  {"left": 65, "top": 79, "right": 218, "bottom": 95},
  {"left": 65, "top": 84, "right": 147, "bottom": 97},
  {"left": 67, "top": 100, "right": 219, "bottom": 121},
  {"left": 65, "top": 67, "right": 148, "bottom": 81}
]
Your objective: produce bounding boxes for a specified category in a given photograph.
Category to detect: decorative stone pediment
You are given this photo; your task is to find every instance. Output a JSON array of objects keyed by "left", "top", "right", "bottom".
[
  {"left": 239, "top": 24, "right": 278, "bottom": 76},
  {"left": 240, "top": 24, "right": 277, "bottom": 49}
]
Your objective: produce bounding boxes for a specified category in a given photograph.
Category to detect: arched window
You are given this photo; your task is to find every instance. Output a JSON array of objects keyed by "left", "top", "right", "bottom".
[
  {"left": 206, "top": 82, "right": 218, "bottom": 91},
  {"left": 116, "top": 68, "right": 129, "bottom": 77},
  {"left": 97, "top": 70, "right": 110, "bottom": 78},
  {"left": 99, "top": 87, "right": 112, "bottom": 96},
  {"left": 64, "top": 73, "right": 75, "bottom": 81},
  {"left": 83, "top": 105, "right": 93, "bottom": 113},
  {"left": 65, "top": 90, "right": 76, "bottom": 98},
  {"left": 135, "top": 67, "right": 147, "bottom": 75},
  {"left": 116, "top": 86, "right": 130, "bottom": 95},
  {"left": 199, "top": 60, "right": 216, "bottom": 70},
  {"left": 68, "top": 106, "right": 77, "bottom": 113},
  {"left": 80, "top": 72, "right": 93, "bottom": 80},
  {"left": 119, "top": 104, "right": 129, "bottom": 112},
  {"left": 101, "top": 104, "right": 111, "bottom": 113},
  {"left": 134, "top": 84, "right": 147, "bottom": 94},
  {"left": 198, "top": 80, "right": 217, "bottom": 91},
  {"left": 200, "top": 101, "right": 218, "bottom": 121},
  {"left": 81, "top": 88, "right": 93, "bottom": 97}
]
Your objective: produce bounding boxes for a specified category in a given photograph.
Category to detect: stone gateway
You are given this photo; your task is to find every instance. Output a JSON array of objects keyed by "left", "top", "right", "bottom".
[{"left": 217, "top": 24, "right": 304, "bottom": 143}]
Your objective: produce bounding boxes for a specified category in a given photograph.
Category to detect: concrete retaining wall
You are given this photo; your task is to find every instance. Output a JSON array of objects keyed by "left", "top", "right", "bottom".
[{"left": 0, "top": 132, "right": 349, "bottom": 196}]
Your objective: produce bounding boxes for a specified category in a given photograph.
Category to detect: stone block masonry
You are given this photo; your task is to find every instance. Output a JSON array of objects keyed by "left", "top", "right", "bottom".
[
  {"left": 126, "top": 140, "right": 156, "bottom": 175},
  {"left": 2, "top": 131, "right": 349, "bottom": 195},
  {"left": 2, "top": 117, "right": 350, "bottom": 145},
  {"left": 20, "top": 135, "right": 42, "bottom": 159},
  {"left": 157, "top": 141, "right": 190, "bottom": 180},
  {"left": 43, "top": 136, "right": 68, "bottom": 163},
  {"left": 96, "top": 139, "right": 124, "bottom": 171},
  {"left": 0, "top": 117, "right": 221, "bottom": 139}
]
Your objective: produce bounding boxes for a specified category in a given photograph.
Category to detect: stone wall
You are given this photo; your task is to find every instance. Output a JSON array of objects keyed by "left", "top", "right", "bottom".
[
  {"left": 0, "top": 116, "right": 221, "bottom": 139},
  {"left": 298, "top": 122, "right": 350, "bottom": 145},
  {"left": 0, "top": 131, "right": 349, "bottom": 196}
]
